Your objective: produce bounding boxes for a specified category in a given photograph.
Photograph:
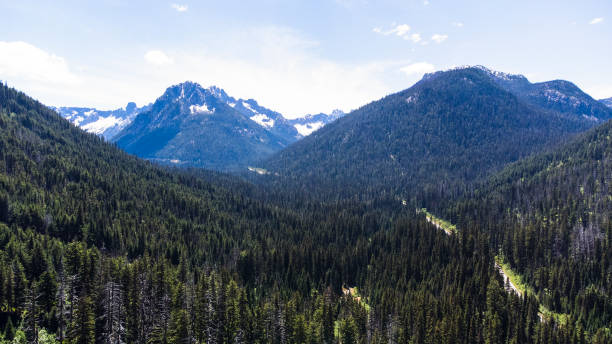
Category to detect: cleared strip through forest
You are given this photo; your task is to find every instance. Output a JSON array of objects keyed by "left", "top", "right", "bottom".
[{"left": 415, "top": 205, "right": 561, "bottom": 323}]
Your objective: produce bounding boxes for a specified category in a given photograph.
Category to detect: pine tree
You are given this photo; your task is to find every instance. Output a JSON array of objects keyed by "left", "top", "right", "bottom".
[
  {"left": 23, "top": 287, "right": 41, "bottom": 344},
  {"left": 69, "top": 294, "right": 95, "bottom": 344},
  {"left": 484, "top": 277, "right": 505, "bottom": 344}
]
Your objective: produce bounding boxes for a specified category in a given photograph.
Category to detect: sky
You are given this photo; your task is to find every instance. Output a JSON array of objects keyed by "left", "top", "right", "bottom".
[{"left": 0, "top": 0, "right": 610, "bottom": 118}]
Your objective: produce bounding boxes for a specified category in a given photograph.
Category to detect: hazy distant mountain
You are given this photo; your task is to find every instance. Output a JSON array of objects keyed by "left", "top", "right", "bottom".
[
  {"left": 54, "top": 102, "right": 150, "bottom": 140},
  {"left": 263, "top": 66, "right": 598, "bottom": 200},
  {"left": 288, "top": 110, "right": 345, "bottom": 136},
  {"left": 600, "top": 97, "right": 612, "bottom": 108},
  {"left": 471, "top": 65, "right": 612, "bottom": 121}
]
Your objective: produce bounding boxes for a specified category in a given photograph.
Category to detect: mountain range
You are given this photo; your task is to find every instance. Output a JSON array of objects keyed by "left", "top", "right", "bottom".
[
  {"left": 2, "top": 65, "right": 612, "bottom": 342},
  {"left": 262, "top": 66, "right": 612, "bottom": 202},
  {"left": 53, "top": 102, "right": 151, "bottom": 140},
  {"left": 55, "top": 83, "right": 344, "bottom": 170},
  {"left": 601, "top": 97, "right": 612, "bottom": 108},
  {"left": 110, "top": 82, "right": 342, "bottom": 170}
]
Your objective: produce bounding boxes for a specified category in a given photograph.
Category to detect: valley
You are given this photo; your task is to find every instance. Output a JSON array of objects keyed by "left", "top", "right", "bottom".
[{"left": 0, "top": 64, "right": 611, "bottom": 343}]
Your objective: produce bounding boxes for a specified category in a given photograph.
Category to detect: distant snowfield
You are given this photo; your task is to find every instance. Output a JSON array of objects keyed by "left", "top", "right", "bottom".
[
  {"left": 250, "top": 114, "right": 275, "bottom": 128},
  {"left": 82, "top": 116, "right": 128, "bottom": 134},
  {"left": 294, "top": 121, "right": 324, "bottom": 136}
]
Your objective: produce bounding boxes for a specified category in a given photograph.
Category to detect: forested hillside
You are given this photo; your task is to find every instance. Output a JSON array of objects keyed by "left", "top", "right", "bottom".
[
  {"left": 445, "top": 120, "right": 612, "bottom": 338},
  {"left": 262, "top": 67, "right": 596, "bottom": 204},
  {"left": 0, "top": 83, "right": 599, "bottom": 343}
]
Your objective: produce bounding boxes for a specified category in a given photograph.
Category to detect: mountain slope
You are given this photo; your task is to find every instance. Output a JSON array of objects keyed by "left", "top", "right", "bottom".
[
  {"left": 204, "top": 85, "right": 302, "bottom": 142},
  {"left": 601, "top": 97, "right": 612, "bottom": 108},
  {"left": 114, "top": 81, "right": 295, "bottom": 170},
  {"left": 54, "top": 102, "right": 150, "bottom": 140},
  {"left": 263, "top": 67, "right": 597, "bottom": 201},
  {"left": 445, "top": 119, "right": 612, "bottom": 334},
  {"left": 0, "top": 82, "right": 605, "bottom": 343},
  {"left": 474, "top": 66, "right": 612, "bottom": 121}
]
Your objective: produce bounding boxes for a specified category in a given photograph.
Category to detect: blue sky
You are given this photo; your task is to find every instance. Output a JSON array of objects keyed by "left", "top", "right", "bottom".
[{"left": 0, "top": 0, "right": 610, "bottom": 117}]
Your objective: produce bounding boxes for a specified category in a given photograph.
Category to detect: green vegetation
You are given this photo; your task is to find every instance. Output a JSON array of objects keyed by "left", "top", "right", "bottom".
[
  {"left": 495, "top": 256, "right": 535, "bottom": 297},
  {"left": 420, "top": 208, "right": 457, "bottom": 235},
  {"left": 446, "top": 118, "right": 612, "bottom": 338},
  {"left": 1, "top": 74, "right": 611, "bottom": 343},
  {"left": 263, "top": 67, "right": 593, "bottom": 205}
]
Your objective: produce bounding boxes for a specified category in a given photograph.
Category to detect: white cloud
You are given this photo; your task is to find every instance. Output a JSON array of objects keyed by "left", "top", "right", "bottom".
[
  {"left": 431, "top": 34, "right": 448, "bottom": 43},
  {"left": 400, "top": 62, "right": 435, "bottom": 76},
  {"left": 1, "top": 29, "right": 410, "bottom": 117},
  {"left": 0, "top": 41, "right": 79, "bottom": 84},
  {"left": 406, "top": 33, "right": 421, "bottom": 43},
  {"left": 589, "top": 17, "right": 604, "bottom": 24},
  {"left": 144, "top": 50, "right": 174, "bottom": 66},
  {"left": 160, "top": 27, "right": 404, "bottom": 117},
  {"left": 390, "top": 24, "right": 411, "bottom": 36},
  {"left": 374, "top": 24, "right": 411, "bottom": 37},
  {"left": 452, "top": 22, "right": 464, "bottom": 27},
  {"left": 171, "top": 3, "right": 188, "bottom": 12},
  {"left": 423, "top": 0, "right": 430, "bottom": 5},
  {"left": 1, "top": 26, "right": 427, "bottom": 118}
]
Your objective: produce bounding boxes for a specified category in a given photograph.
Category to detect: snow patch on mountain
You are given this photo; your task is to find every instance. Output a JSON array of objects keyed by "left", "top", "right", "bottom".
[
  {"left": 242, "top": 102, "right": 258, "bottom": 114},
  {"left": 250, "top": 114, "right": 275, "bottom": 128},
  {"left": 189, "top": 103, "right": 214, "bottom": 114},
  {"left": 294, "top": 121, "right": 324, "bottom": 136},
  {"left": 82, "top": 116, "right": 128, "bottom": 135},
  {"left": 55, "top": 102, "right": 149, "bottom": 140}
]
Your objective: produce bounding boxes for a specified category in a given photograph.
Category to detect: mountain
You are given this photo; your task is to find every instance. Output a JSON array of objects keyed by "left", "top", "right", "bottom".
[
  {"left": 600, "top": 97, "right": 612, "bottom": 108},
  {"left": 262, "top": 66, "right": 599, "bottom": 202},
  {"left": 54, "top": 102, "right": 150, "bottom": 140},
  {"left": 114, "top": 81, "right": 300, "bottom": 170},
  {"left": 288, "top": 109, "right": 345, "bottom": 136},
  {"left": 203, "top": 85, "right": 302, "bottom": 142},
  {"left": 57, "top": 83, "right": 344, "bottom": 168},
  {"left": 472, "top": 66, "right": 612, "bottom": 121}
]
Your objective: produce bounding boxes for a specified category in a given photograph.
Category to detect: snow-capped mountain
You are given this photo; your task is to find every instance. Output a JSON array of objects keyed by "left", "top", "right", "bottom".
[
  {"left": 202, "top": 86, "right": 301, "bottom": 142},
  {"left": 113, "top": 82, "right": 299, "bottom": 170},
  {"left": 601, "top": 97, "right": 612, "bottom": 108},
  {"left": 54, "top": 102, "right": 150, "bottom": 140},
  {"left": 202, "top": 87, "right": 344, "bottom": 138},
  {"left": 288, "top": 110, "right": 345, "bottom": 136},
  {"left": 56, "top": 83, "right": 344, "bottom": 143},
  {"left": 56, "top": 81, "right": 347, "bottom": 169}
]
